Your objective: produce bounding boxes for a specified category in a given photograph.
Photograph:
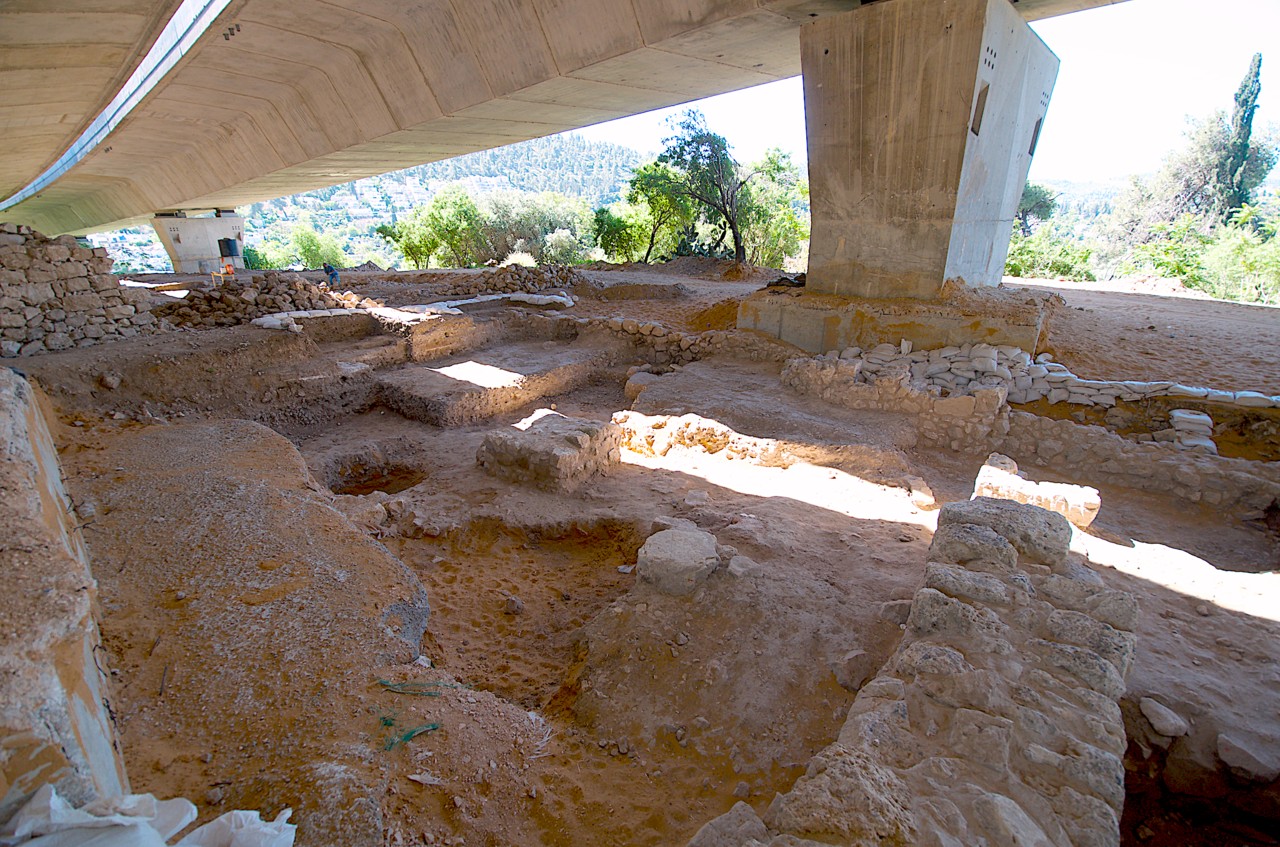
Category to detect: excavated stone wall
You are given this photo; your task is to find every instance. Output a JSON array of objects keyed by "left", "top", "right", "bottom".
[
  {"left": 782, "top": 356, "right": 1280, "bottom": 512},
  {"left": 1002, "top": 410, "right": 1280, "bottom": 511},
  {"left": 689, "top": 498, "right": 1137, "bottom": 847},
  {"left": 831, "top": 341, "right": 1280, "bottom": 411},
  {"left": 378, "top": 263, "right": 589, "bottom": 298},
  {"left": 781, "top": 356, "right": 1012, "bottom": 450},
  {"left": 0, "top": 369, "right": 129, "bottom": 823},
  {"left": 508, "top": 312, "right": 798, "bottom": 367},
  {"left": 0, "top": 224, "right": 161, "bottom": 357}
]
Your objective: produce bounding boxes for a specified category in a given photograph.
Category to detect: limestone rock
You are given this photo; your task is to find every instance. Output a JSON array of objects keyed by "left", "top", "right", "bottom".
[
  {"left": 938, "top": 497, "right": 1072, "bottom": 567},
  {"left": 829, "top": 649, "right": 877, "bottom": 692},
  {"left": 971, "top": 794, "right": 1053, "bottom": 847},
  {"left": 635, "top": 529, "right": 720, "bottom": 596},
  {"left": 877, "top": 599, "right": 913, "bottom": 625},
  {"left": 476, "top": 414, "right": 621, "bottom": 493},
  {"left": 625, "top": 371, "right": 662, "bottom": 401},
  {"left": 926, "top": 522, "right": 1018, "bottom": 572},
  {"left": 973, "top": 453, "right": 1101, "bottom": 528},
  {"left": 726, "top": 555, "right": 764, "bottom": 578},
  {"left": 687, "top": 801, "right": 769, "bottom": 847},
  {"left": 763, "top": 743, "right": 917, "bottom": 843},
  {"left": 1139, "top": 697, "right": 1190, "bottom": 738},
  {"left": 1218, "top": 733, "right": 1280, "bottom": 783},
  {"left": 330, "top": 494, "right": 388, "bottom": 532}
]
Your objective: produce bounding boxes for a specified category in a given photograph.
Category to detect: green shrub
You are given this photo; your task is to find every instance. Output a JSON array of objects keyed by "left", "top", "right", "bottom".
[{"left": 1005, "top": 223, "right": 1096, "bottom": 281}]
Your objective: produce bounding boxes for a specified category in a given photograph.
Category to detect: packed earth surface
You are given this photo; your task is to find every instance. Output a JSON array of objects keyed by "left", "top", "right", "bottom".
[{"left": 7, "top": 255, "right": 1279, "bottom": 847}]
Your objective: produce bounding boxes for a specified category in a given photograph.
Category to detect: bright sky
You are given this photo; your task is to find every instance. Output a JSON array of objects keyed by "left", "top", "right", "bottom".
[{"left": 574, "top": 0, "right": 1279, "bottom": 184}]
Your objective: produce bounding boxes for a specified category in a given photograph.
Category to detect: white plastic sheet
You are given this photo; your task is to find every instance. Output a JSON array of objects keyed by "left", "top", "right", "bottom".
[{"left": 0, "top": 786, "right": 294, "bottom": 847}]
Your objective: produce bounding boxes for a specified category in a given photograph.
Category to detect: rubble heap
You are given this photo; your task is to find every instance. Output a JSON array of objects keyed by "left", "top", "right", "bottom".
[
  {"left": 0, "top": 224, "right": 162, "bottom": 357},
  {"left": 154, "top": 271, "right": 375, "bottom": 328},
  {"left": 433, "top": 264, "right": 590, "bottom": 298}
]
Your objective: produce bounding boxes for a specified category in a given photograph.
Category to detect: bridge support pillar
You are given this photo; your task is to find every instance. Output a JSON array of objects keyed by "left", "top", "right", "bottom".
[
  {"left": 151, "top": 211, "right": 245, "bottom": 274},
  {"left": 739, "top": 0, "right": 1060, "bottom": 352}
]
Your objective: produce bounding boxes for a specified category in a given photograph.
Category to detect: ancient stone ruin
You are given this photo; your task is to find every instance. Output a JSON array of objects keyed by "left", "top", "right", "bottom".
[{"left": 2, "top": 246, "right": 1278, "bottom": 847}]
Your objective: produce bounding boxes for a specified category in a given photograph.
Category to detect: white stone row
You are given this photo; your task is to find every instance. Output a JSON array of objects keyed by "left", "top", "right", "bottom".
[
  {"left": 822, "top": 342, "right": 1280, "bottom": 411},
  {"left": 249, "top": 306, "right": 435, "bottom": 332}
]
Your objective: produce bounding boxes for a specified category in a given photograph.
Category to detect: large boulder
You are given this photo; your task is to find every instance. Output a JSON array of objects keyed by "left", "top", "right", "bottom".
[{"left": 635, "top": 529, "right": 720, "bottom": 596}]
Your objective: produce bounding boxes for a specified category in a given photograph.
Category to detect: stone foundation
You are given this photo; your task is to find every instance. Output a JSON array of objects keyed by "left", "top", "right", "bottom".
[
  {"left": 0, "top": 224, "right": 161, "bottom": 357},
  {"left": 691, "top": 499, "right": 1136, "bottom": 847},
  {"left": 736, "top": 285, "right": 1057, "bottom": 354}
]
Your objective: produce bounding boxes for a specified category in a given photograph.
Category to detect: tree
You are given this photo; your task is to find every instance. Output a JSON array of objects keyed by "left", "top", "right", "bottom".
[
  {"left": 479, "top": 191, "right": 590, "bottom": 263},
  {"left": 376, "top": 206, "right": 439, "bottom": 269},
  {"left": 291, "top": 225, "right": 345, "bottom": 269},
  {"left": 627, "top": 162, "right": 695, "bottom": 262},
  {"left": 1144, "top": 56, "right": 1276, "bottom": 224},
  {"left": 655, "top": 110, "right": 755, "bottom": 263},
  {"left": 242, "top": 245, "right": 279, "bottom": 270},
  {"left": 1005, "top": 221, "right": 1095, "bottom": 282},
  {"left": 541, "top": 228, "right": 586, "bottom": 264},
  {"left": 423, "top": 186, "right": 489, "bottom": 267},
  {"left": 1016, "top": 183, "right": 1059, "bottom": 237},
  {"left": 593, "top": 206, "right": 645, "bottom": 262},
  {"left": 739, "top": 149, "right": 809, "bottom": 269},
  {"left": 1224, "top": 53, "right": 1264, "bottom": 214}
]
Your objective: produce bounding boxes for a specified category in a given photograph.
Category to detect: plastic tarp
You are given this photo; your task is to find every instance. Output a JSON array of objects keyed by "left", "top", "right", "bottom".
[{"left": 0, "top": 786, "right": 294, "bottom": 847}]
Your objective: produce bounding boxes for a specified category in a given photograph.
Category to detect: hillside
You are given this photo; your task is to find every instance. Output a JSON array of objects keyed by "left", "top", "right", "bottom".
[
  {"left": 95, "top": 133, "right": 647, "bottom": 272},
  {"left": 401, "top": 134, "right": 643, "bottom": 207}
]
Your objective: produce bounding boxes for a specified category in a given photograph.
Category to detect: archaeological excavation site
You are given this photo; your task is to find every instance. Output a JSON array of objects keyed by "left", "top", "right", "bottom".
[
  {"left": 1, "top": 0, "right": 1278, "bottom": 846},
  {"left": 4, "top": 225, "right": 1279, "bottom": 846}
]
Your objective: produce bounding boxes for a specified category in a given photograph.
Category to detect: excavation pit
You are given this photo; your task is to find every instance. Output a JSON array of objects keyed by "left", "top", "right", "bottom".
[
  {"left": 330, "top": 462, "right": 428, "bottom": 496},
  {"left": 388, "top": 518, "right": 644, "bottom": 710}
]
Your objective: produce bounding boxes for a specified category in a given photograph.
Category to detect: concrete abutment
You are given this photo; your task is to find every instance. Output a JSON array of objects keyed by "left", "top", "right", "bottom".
[{"left": 744, "top": 0, "right": 1060, "bottom": 352}]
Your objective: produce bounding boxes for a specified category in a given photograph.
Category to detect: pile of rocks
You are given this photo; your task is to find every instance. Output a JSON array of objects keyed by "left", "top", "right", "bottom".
[
  {"left": 476, "top": 413, "right": 621, "bottom": 492},
  {"left": 434, "top": 264, "right": 589, "bottom": 298},
  {"left": 0, "top": 224, "right": 162, "bottom": 357},
  {"left": 691, "top": 498, "right": 1137, "bottom": 847},
  {"left": 827, "top": 341, "right": 1280, "bottom": 411},
  {"left": 154, "top": 271, "right": 375, "bottom": 328}
]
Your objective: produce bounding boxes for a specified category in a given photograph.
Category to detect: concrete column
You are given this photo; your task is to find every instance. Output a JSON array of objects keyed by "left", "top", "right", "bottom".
[
  {"left": 802, "top": 0, "right": 1058, "bottom": 300},
  {"left": 151, "top": 211, "right": 245, "bottom": 274}
]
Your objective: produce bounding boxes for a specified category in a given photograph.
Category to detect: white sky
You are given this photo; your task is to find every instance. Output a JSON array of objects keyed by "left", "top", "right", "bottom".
[{"left": 573, "top": 0, "right": 1279, "bottom": 184}]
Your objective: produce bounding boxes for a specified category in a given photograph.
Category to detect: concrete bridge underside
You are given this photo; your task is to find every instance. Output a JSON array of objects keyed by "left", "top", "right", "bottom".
[{"left": 1, "top": 0, "right": 1123, "bottom": 237}]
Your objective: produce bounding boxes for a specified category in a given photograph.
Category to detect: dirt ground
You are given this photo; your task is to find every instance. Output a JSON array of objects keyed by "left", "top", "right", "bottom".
[{"left": 20, "top": 260, "right": 1280, "bottom": 846}]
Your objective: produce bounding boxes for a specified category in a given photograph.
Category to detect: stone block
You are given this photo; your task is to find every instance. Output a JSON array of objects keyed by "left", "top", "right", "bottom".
[
  {"left": 476, "top": 414, "right": 621, "bottom": 493},
  {"left": 938, "top": 497, "right": 1072, "bottom": 567},
  {"left": 635, "top": 529, "right": 720, "bottom": 597},
  {"left": 0, "top": 371, "right": 130, "bottom": 820}
]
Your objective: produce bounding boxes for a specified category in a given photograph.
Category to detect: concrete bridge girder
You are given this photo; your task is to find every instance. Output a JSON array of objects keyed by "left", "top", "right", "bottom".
[{"left": 1, "top": 0, "right": 1112, "bottom": 236}]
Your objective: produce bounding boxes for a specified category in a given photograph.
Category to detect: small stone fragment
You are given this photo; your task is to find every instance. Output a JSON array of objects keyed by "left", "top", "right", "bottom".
[{"left": 1139, "top": 697, "right": 1189, "bottom": 738}]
